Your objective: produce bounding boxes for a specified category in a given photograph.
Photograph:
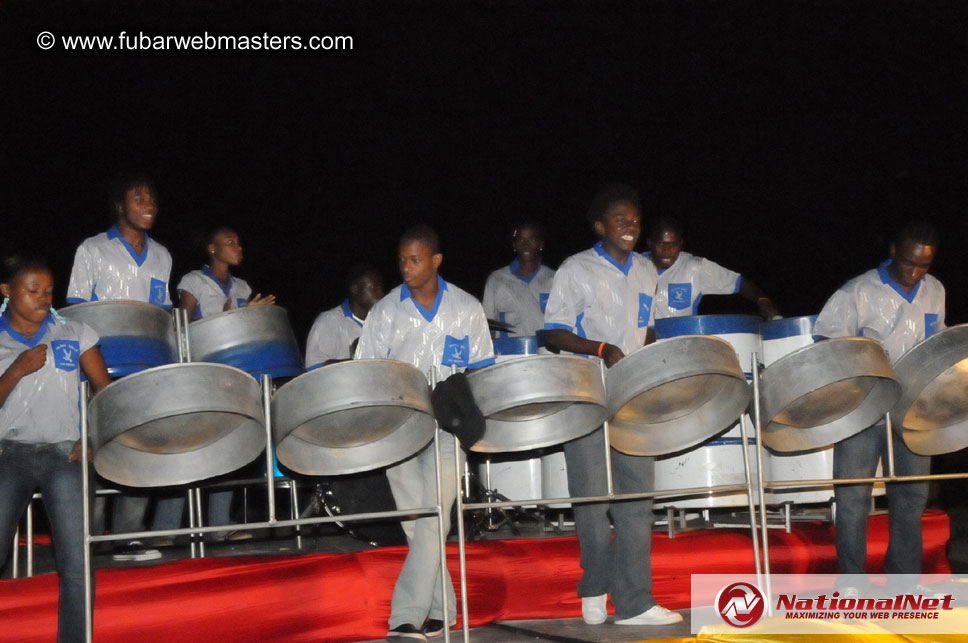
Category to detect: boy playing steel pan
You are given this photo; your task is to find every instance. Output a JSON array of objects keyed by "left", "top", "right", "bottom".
[
  {"left": 543, "top": 183, "right": 682, "bottom": 626},
  {"left": 644, "top": 217, "right": 778, "bottom": 320},
  {"left": 67, "top": 173, "right": 172, "bottom": 563},
  {"left": 355, "top": 224, "right": 494, "bottom": 642},
  {"left": 306, "top": 263, "right": 384, "bottom": 368},
  {"left": 814, "top": 221, "right": 944, "bottom": 575}
]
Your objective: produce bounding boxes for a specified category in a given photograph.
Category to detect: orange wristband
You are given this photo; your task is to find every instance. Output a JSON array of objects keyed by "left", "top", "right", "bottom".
[{"left": 597, "top": 342, "right": 606, "bottom": 357}]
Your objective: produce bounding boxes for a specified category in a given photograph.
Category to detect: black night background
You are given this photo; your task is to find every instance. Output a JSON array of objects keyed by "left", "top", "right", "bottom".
[{"left": 2, "top": 0, "right": 966, "bottom": 342}]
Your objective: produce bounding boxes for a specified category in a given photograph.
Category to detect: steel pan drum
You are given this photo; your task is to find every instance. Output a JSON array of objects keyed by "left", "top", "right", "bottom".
[
  {"left": 607, "top": 335, "right": 751, "bottom": 456},
  {"left": 761, "top": 316, "right": 835, "bottom": 504},
  {"left": 189, "top": 306, "right": 304, "bottom": 379},
  {"left": 466, "top": 354, "right": 607, "bottom": 453},
  {"left": 759, "top": 337, "right": 900, "bottom": 453},
  {"left": 60, "top": 301, "right": 177, "bottom": 376},
  {"left": 89, "top": 363, "right": 266, "bottom": 487},
  {"left": 890, "top": 324, "right": 968, "bottom": 455},
  {"left": 272, "top": 359, "right": 435, "bottom": 475}
]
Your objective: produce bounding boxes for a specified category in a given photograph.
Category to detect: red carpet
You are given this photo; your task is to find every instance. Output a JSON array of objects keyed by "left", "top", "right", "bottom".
[{"left": 0, "top": 511, "right": 950, "bottom": 643}]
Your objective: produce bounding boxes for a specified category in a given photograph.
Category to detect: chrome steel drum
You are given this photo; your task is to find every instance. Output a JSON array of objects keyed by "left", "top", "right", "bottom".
[
  {"left": 60, "top": 301, "right": 177, "bottom": 376},
  {"left": 607, "top": 335, "right": 751, "bottom": 457},
  {"left": 759, "top": 337, "right": 901, "bottom": 453},
  {"left": 466, "top": 354, "right": 606, "bottom": 453},
  {"left": 272, "top": 359, "right": 435, "bottom": 475},
  {"left": 649, "top": 316, "right": 760, "bottom": 508},
  {"left": 474, "top": 335, "right": 545, "bottom": 500},
  {"left": 89, "top": 363, "right": 265, "bottom": 487},
  {"left": 761, "top": 315, "right": 837, "bottom": 504},
  {"left": 189, "top": 306, "right": 304, "bottom": 379},
  {"left": 890, "top": 324, "right": 968, "bottom": 455}
]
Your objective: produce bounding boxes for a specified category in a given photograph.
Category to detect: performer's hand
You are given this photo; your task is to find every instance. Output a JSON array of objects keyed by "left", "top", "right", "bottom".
[
  {"left": 757, "top": 298, "right": 779, "bottom": 321},
  {"left": 68, "top": 439, "right": 93, "bottom": 463},
  {"left": 601, "top": 343, "right": 625, "bottom": 368},
  {"left": 11, "top": 345, "right": 47, "bottom": 378},
  {"left": 249, "top": 293, "right": 276, "bottom": 307}
]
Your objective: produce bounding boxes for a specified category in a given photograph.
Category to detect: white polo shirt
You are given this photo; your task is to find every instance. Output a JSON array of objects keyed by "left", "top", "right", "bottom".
[
  {"left": 544, "top": 242, "right": 659, "bottom": 354},
  {"left": 177, "top": 267, "right": 253, "bottom": 320},
  {"left": 0, "top": 315, "right": 99, "bottom": 443},
  {"left": 814, "top": 260, "right": 946, "bottom": 362},
  {"left": 482, "top": 261, "right": 556, "bottom": 337},
  {"left": 643, "top": 250, "right": 741, "bottom": 319},
  {"left": 355, "top": 276, "right": 495, "bottom": 384},
  {"left": 67, "top": 225, "right": 173, "bottom": 307},
  {"left": 305, "top": 300, "right": 365, "bottom": 368}
]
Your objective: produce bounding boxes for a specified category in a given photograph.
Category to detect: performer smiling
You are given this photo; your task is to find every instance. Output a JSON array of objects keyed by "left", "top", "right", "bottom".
[{"left": 544, "top": 183, "right": 681, "bottom": 627}]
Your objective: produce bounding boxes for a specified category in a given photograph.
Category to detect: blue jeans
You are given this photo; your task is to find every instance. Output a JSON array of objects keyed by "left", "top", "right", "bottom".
[
  {"left": 0, "top": 440, "right": 93, "bottom": 643},
  {"left": 153, "top": 490, "right": 235, "bottom": 531},
  {"left": 563, "top": 428, "right": 656, "bottom": 620},
  {"left": 834, "top": 422, "right": 930, "bottom": 574}
]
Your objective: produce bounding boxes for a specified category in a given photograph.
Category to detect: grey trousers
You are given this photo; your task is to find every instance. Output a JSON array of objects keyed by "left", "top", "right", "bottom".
[
  {"left": 385, "top": 432, "right": 461, "bottom": 629},
  {"left": 834, "top": 421, "right": 930, "bottom": 574},
  {"left": 563, "top": 428, "right": 656, "bottom": 620}
]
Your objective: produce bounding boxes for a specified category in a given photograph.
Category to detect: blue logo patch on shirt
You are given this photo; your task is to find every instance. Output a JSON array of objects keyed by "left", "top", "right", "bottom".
[
  {"left": 236, "top": 298, "right": 248, "bottom": 308},
  {"left": 442, "top": 334, "right": 470, "bottom": 368},
  {"left": 667, "top": 283, "right": 692, "bottom": 310},
  {"left": 51, "top": 340, "right": 80, "bottom": 372},
  {"left": 925, "top": 313, "right": 939, "bottom": 337},
  {"left": 149, "top": 278, "right": 168, "bottom": 306},
  {"left": 539, "top": 293, "right": 550, "bottom": 314},
  {"left": 638, "top": 293, "right": 653, "bottom": 328}
]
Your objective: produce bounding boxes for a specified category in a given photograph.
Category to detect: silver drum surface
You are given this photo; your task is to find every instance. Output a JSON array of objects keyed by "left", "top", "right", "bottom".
[
  {"left": 272, "top": 359, "right": 435, "bottom": 475},
  {"left": 606, "top": 336, "right": 751, "bottom": 456},
  {"left": 759, "top": 337, "right": 900, "bottom": 452},
  {"left": 60, "top": 300, "right": 177, "bottom": 376},
  {"left": 891, "top": 324, "right": 968, "bottom": 455},
  {"left": 188, "top": 306, "right": 304, "bottom": 379},
  {"left": 466, "top": 355, "right": 607, "bottom": 453},
  {"left": 89, "top": 363, "right": 265, "bottom": 487}
]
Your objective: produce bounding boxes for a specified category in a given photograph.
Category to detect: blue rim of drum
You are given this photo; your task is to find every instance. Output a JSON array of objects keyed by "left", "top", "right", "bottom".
[
  {"left": 654, "top": 314, "right": 762, "bottom": 339},
  {"left": 760, "top": 315, "right": 818, "bottom": 340},
  {"left": 493, "top": 335, "right": 539, "bottom": 356}
]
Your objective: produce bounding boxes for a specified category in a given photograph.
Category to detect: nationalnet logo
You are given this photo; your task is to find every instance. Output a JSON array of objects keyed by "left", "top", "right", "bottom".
[
  {"left": 716, "top": 582, "right": 765, "bottom": 627},
  {"left": 691, "top": 574, "right": 965, "bottom": 634}
]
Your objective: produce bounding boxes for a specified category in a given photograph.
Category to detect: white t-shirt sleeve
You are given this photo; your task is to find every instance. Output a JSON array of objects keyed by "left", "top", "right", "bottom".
[
  {"left": 814, "top": 286, "right": 858, "bottom": 339},
  {"left": 305, "top": 311, "right": 345, "bottom": 367},
  {"left": 544, "top": 263, "right": 583, "bottom": 332},
  {"left": 481, "top": 273, "right": 498, "bottom": 319},
  {"left": 467, "top": 301, "right": 496, "bottom": 368},
  {"left": 355, "top": 303, "right": 390, "bottom": 361},
  {"left": 66, "top": 243, "right": 95, "bottom": 303},
  {"left": 697, "top": 257, "right": 742, "bottom": 295}
]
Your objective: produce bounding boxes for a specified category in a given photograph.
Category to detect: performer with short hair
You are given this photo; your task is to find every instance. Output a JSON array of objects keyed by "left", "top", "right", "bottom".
[
  {"left": 0, "top": 256, "right": 111, "bottom": 643},
  {"left": 814, "top": 220, "right": 944, "bottom": 574},
  {"left": 67, "top": 173, "right": 171, "bottom": 562},
  {"left": 356, "top": 224, "right": 494, "bottom": 643},
  {"left": 645, "top": 217, "right": 778, "bottom": 319},
  {"left": 305, "top": 263, "right": 384, "bottom": 369},
  {"left": 482, "top": 219, "right": 555, "bottom": 338},
  {"left": 544, "top": 183, "right": 682, "bottom": 627}
]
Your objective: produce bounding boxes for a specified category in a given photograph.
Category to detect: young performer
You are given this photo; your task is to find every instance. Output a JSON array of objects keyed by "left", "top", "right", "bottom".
[
  {"left": 305, "top": 263, "right": 384, "bottom": 369},
  {"left": 152, "top": 226, "right": 275, "bottom": 542},
  {"left": 176, "top": 226, "right": 275, "bottom": 320},
  {"left": 814, "top": 221, "right": 944, "bottom": 574},
  {"left": 0, "top": 256, "right": 111, "bottom": 643},
  {"left": 544, "top": 183, "right": 681, "bottom": 626},
  {"left": 67, "top": 173, "right": 172, "bottom": 562},
  {"left": 481, "top": 219, "right": 555, "bottom": 338},
  {"left": 356, "top": 225, "right": 494, "bottom": 643},
  {"left": 644, "top": 217, "right": 778, "bottom": 320}
]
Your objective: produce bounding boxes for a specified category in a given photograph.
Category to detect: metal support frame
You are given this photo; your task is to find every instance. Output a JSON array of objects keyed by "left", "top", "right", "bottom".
[{"left": 451, "top": 358, "right": 764, "bottom": 641}]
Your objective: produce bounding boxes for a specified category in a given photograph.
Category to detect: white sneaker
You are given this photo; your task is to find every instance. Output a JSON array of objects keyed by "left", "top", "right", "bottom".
[
  {"left": 615, "top": 604, "right": 683, "bottom": 626},
  {"left": 581, "top": 594, "right": 607, "bottom": 624}
]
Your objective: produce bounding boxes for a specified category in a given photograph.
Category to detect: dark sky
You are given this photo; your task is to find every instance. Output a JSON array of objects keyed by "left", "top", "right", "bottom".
[{"left": 3, "top": 0, "right": 966, "bottom": 340}]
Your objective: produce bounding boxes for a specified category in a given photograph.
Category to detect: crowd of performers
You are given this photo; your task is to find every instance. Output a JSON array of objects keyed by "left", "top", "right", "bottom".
[{"left": 0, "top": 174, "right": 947, "bottom": 642}]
